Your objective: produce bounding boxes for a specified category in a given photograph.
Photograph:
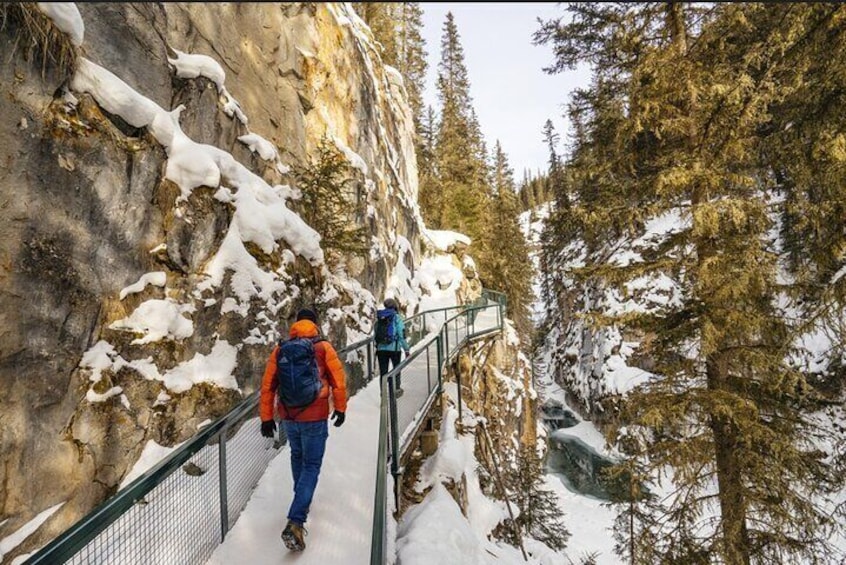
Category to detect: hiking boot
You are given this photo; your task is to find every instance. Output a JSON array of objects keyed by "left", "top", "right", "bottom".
[
  {"left": 395, "top": 387, "right": 404, "bottom": 398},
  {"left": 281, "top": 520, "right": 306, "bottom": 551}
]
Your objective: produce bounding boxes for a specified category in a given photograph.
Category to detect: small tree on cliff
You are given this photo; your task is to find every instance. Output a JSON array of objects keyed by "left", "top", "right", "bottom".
[
  {"left": 294, "top": 136, "right": 369, "bottom": 266},
  {"left": 504, "top": 443, "right": 570, "bottom": 551}
]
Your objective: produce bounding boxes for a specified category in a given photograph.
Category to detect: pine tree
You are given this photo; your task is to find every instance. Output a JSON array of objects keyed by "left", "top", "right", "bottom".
[
  {"left": 505, "top": 443, "right": 570, "bottom": 551},
  {"left": 395, "top": 3, "right": 427, "bottom": 145},
  {"left": 488, "top": 141, "right": 533, "bottom": 340},
  {"left": 352, "top": 3, "right": 399, "bottom": 66},
  {"left": 432, "top": 12, "right": 491, "bottom": 246},
  {"left": 294, "top": 136, "right": 369, "bottom": 267},
  {"left": 536, "top": 4, "right": 845, "bottom": 563}
]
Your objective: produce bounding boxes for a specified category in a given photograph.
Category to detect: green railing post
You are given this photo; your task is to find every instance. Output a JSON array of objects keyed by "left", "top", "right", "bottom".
[
  {"left": 367, "top": 339, "right": 373, "bottom": 382},
  {"left": 387, "top": 374, "right": 401, "bottom": 509},
  {"left": 370, "top": 374, "right": 388, "bottom": 565},
  {"left": 218, "top": 427, "right": 229, "bottom": 542},
  {"left": 436, "top": 333, "right": 443, "bottom": 393},
  {"left": 456, "top": 328, "right": 464, "bottom": 421},
  {"left": 426, "top": 339, "right": 432, "bottom": 392}
]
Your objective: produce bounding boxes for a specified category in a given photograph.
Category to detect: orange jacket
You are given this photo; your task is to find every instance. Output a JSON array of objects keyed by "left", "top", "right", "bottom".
[{"left": 259, "top": 320, "right": 347, "bottom": 423}]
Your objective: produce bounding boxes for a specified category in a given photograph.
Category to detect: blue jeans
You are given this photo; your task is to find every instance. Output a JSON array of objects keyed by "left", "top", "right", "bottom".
[{"left": 283, "top": 419, "right": 328, "bottom": 525}]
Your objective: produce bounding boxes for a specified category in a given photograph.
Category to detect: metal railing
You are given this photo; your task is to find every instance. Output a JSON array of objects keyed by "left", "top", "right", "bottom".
[
  {"left": 372, "top": 297, "right": 505, "bottom": 564},
  {"left": 28, "top": 292, "right": 505, "bottom": 565},
  {"left": 26, "top": 338, "right": 375, "bottom": 565}
]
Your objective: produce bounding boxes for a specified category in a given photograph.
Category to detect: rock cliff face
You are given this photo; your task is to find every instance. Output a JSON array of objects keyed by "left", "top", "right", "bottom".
[
  {"left": 453, "top": 329, "right": 537, "bottom": 455},
  {"left": 0, "top": 3, "right": 422, "bottom": 559}
]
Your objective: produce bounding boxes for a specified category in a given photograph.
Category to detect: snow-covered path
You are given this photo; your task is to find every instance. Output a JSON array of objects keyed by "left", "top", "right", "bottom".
[
  {"left": 208, "top": 305, "right": 502, "bottom": 564},
  {"left": 208, "top": 378, "right": 382, "bottom": 564}
]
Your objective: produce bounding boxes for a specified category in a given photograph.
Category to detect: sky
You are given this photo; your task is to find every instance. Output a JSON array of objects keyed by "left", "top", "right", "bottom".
[{"left": 420, "top": 3, "right": 591, "bottom": 179}]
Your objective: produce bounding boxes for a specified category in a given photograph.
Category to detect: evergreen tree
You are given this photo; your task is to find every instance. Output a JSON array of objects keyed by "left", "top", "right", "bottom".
[
  {"left": 432, "top": 12, "right": 491, "bottom": 244},
  {"left": 417, "top": 105, "right": 440, "bottom": 220},
  {"left": 294, "top": 136, "right": 370, "bottom": 267},
  {"left": 504, "top": 443, "right": 570, "bottom": 551},
  {"left": 488, "top": 141, "right": 533, "bottom": 340},
  {"left": 536, "top": 4, "right": 845, "bottom": 563},
  {"left": 395, "top": 3, "right": 427, "bottom": 147},
  {"left": 542, "top": 119, "right": 567, "bottom": 210},
  {"left": 352, "top": 3, "right": 399, "bottom": 66}
]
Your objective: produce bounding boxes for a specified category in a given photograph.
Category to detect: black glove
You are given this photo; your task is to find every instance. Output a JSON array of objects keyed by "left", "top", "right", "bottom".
[
  {"left": 405, "top": 350, "right": 410, "bottom": 359},
  {"left": 260, "top": 420, "right": 276, "bottom": 438},
  {"left": 331, "top": 411, "right": 345, "bottom": 427}
]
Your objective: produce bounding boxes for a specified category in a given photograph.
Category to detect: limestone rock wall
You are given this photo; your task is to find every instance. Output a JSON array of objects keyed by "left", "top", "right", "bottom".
[
  {"left": 453, "top": 330, "right": 538, "bottom": 461},
  {"left": 0, "top": 3, "right": 420, "bottom": 560}
]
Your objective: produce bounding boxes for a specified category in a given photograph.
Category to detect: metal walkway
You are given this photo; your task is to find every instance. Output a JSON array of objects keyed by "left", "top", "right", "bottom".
[{"left": 26, "top": 291, "right": 507, "bottom": 565}]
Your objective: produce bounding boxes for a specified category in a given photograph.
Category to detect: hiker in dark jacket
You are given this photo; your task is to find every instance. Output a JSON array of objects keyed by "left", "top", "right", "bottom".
[
  {"left": 375, "top": 298, "right": 410, "bottom": 396},
  {"left": 259, "top": 308, "right": 347, "bottom": 552}
]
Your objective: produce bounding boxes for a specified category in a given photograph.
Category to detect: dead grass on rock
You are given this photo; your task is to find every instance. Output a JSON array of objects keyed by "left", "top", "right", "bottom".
[{"left": 1, "top": 3, "right": 78, "bottom": 83}]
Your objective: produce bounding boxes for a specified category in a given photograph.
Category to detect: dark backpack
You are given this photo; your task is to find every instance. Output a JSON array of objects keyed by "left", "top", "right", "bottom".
[
  {"left": 275, "top": 337, "right": 322, "bottom": 408},
  {"left": 375, "top": 309, "right": 397, "bottom": 345}
]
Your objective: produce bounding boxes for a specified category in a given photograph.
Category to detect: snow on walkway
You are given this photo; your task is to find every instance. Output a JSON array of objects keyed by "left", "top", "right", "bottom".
[{"left": 208, "top": 378, "right": 382, "bottom": 565}]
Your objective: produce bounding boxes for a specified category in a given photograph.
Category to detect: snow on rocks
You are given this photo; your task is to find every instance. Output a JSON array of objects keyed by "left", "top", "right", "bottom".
[
  {"left": 109, "top": 298, "right": 194, "bottom": 345},
  {"left": 119, "top": 272, "right": 167, "bottom": 300},
  {"left": 71, "top": 57, "right": 323, "bottom": 265},
  {"left": 0, "top": 502, "right": 65, "bottom": 562},
  {"left": 425, "top": 229, "right": 471, "bottom": 253},
  {"left": 167, "top": 48, "right": 247, "bottom": 124},
  {"left": 80, "top": 340, "right": 121, "bottom": 383},
  {"left": 36, "top": 3, "right": 84, "bottom": 46},
  {"left": 397, "top": 484, "right": 486, "bottom": 565},
  {"left": 332, "top": 135, "right": 369, "bottom": 175},
  {"left": 71, "top": 58, "right": 179, "bottom": 144},
  {"left": 237, "top": 133, "right": 278, "bottom": 161},
  {"left": 402, "top": 390, "right": 561, "bottom": 564},
  {"left": 158, "top": 340, "right": 240, "bottom": 393},
  {"left": 79, "top": 338, "right": 240, "bottom": 399},
  {"left": 167, "top": 49, "right": 225, "bottom": 89},
  {"left": 86, "top": 386, "right": 123, "bottom": 403}
]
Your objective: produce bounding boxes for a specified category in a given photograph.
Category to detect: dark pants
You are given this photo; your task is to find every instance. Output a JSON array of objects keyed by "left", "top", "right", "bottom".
[
  {"left": 377, "top": 350, "right": 403, "bottom": 389},
  {"left": 283, "top": 419, "right": 328, "bottom": 525}
]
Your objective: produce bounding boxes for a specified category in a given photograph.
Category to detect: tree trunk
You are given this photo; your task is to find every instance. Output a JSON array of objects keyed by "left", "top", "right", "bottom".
[{"left": 707, "top": 355, "right": 751, "bottom": 565}]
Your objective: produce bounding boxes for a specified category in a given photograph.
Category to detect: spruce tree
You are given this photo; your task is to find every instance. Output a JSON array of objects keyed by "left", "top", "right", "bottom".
[
  {"left": 542, "top": 119, "right": 567, "bottom": 210},
  {"left": 505, "top": 443, "right": 570, "bottom": 551},
  {"left": 417, "top": 105, "right": 440, "bottom": 224},
  {"left": 489, "top": 141, "right": 533, "bottom": 340},
  {"left": 352, "top": 3, "right": 399, "bottom": 66},
  {"left": 432, "top": 12, "right": 491, "bottom": 247},
  {"left": 536, "top": 4, "right": 845, "bottom": 563},
  {"left": 294, "top": 136, "right": 370, "bottom": 267},
  {"left": 395, "top": 3, "right": 427, "bottom": 145}
]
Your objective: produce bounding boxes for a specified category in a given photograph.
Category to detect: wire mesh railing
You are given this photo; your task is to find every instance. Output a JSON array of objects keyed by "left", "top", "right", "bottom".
[
  {"left": 26, "top": 338, "right": 374, "bottom": 565},
  {"left": 27, "top": 292, "right": 504, "bottom": 565},
  {"left": 378, "top": 299, "right": 505, "bottom": 538}
]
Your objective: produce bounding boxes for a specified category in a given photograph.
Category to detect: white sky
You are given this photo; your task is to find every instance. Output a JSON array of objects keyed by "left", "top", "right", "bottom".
[{"left": 420, "top": 3, "right": 591, "bottom": 178}]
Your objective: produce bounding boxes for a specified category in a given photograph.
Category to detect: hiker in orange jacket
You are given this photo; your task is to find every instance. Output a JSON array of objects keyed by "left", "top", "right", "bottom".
[{"left": 259, "top": 308, "right": 347, "bottom": 551}]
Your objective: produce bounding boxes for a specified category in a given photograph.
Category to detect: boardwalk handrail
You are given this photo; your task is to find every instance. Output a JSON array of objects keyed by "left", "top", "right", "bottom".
[
  {"left": 370, "top": 295, "right": 505, "bottom": 564},
  {"left": 25, "top": 337, "right": 374, "bottom": 565},
  {"left": 27, "top": 292, "right": 504, "bottom": 565}
]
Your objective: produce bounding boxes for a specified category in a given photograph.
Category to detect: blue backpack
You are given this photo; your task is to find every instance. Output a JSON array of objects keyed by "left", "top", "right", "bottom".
[
  {"left": 276, "top": 337, "right": 322, "bottom": 408},
  {"left": 375, "top": 309, "right": 397, "bottom": 345}
]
